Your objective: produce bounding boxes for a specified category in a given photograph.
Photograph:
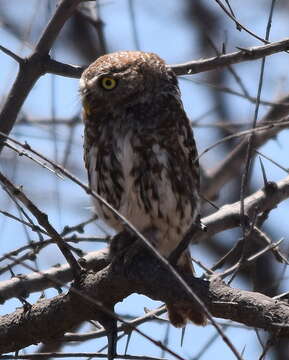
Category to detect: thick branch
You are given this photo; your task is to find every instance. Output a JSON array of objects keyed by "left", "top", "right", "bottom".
[{"left": 1, "top": 254, "right": 289, "bottom": 354}]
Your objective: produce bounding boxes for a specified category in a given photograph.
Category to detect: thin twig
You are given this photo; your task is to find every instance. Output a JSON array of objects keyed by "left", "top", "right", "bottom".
[
  {"left": 219, "top": 239, "right": 284, "bottom": 279},
  {"left": 0, "top": 172, "right": 82, "bottom": 279}
]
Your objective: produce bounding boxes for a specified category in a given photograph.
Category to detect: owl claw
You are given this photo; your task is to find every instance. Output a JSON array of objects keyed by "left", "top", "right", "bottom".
[
  {"left": 109, "top": 231, "right": 136, "bottom": 260},
  {"left": 122, "top": 240, "right": 143, "bottom": 269}
]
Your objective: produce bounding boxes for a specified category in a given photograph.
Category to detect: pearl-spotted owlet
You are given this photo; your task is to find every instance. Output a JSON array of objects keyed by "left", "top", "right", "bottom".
[{"left": 80, "top": 51, "right": 206, "bottom": 327}]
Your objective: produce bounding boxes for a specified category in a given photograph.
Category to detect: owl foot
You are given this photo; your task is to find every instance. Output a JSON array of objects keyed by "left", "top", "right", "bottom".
[
  {"left": 122, "top": 239, "right": 144, "bottom": 268},
  {"left": 109, "top": 230, "right": 137, "bottom": 260}
]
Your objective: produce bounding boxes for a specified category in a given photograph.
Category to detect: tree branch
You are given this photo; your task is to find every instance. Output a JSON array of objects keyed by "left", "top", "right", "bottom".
[
  {"left": 44, "top": 38, "right": 289, "bottom": 79},
  {"left": 1, "top": 253, "right": 289, "bottom": 354},
  {"left": 0, "top": 249, "right": 109, "bottom": 303},
  {"left": 198, "top": 175, "right": 289, "bottom": 243},
  {"left": 170, "top": 38, "right": 289, "bottom": 75}
]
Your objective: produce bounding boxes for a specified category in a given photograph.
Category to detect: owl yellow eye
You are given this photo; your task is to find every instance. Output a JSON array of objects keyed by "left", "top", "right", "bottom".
[{"left": 100, "top": 77, "right": 117, "bottom": 90}]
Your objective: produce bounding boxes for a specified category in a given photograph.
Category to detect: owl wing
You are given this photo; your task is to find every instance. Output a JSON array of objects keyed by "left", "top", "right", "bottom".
[{"left": 165, "top": 94, "right": 201, "bottom": 196}]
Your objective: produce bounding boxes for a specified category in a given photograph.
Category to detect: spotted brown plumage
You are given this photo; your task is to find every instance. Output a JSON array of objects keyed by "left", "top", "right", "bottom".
[{"left": 80, "top": 51, "right": 206, "bottom": 327}]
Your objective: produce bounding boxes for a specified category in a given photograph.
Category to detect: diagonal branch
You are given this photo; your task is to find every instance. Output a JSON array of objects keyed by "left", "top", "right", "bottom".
[
  {"left": 0, "top": 171, "right": 81, "bottom": 279},
  {"left": 0, "top": 249, "right": 109, "bottom": 303}
]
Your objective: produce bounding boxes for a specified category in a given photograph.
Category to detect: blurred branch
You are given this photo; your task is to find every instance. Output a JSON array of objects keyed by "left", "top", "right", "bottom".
[
  {"left": 203, "top": 95, "right": 289, "bottom": 199},
  {"left": 0, "top": 353, "right": 165, "bottom": 360},
  {"left": 63, "top": 306, "right": 166, "bottom": 342}
]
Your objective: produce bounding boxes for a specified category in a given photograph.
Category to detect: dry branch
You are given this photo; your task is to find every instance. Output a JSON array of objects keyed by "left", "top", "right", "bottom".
[
  {"left": 171, "top": 38, "right": 289, "bottom": 74},
  {"left": 198, "top": 174, "right": 289, "bottom": 242},
  {"left": 43, "top": 38, "right": 289, "bottom": 79},
  {"left": 1, "top": 253, "right": 289, "bottom": 354},
  {"left": 0, "top": 249, "right": 109, "bottom": 303}
]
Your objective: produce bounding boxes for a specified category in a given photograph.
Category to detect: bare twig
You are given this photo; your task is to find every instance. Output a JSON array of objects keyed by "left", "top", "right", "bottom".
[
  {"left": 0, "top": 44, "right": 23, "bottom": 63},
  {"left": 31, "top": 38, "right": 289, "bottom": 79},
  {"left": 0, "top": 172, "right": 82, "bottom": 279},
  {"left": 171, "top": 38, "right": 289, "bottom": 75},
  {"left": 213, "top": 0, "right": 268, "bottom": 43}
]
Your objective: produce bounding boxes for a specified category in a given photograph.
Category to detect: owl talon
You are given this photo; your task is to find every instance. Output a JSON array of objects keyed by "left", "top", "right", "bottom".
[
  {"left": 122, "top": 240, "right": 144, "bottom": 269},
  {"left": 109, "top": 231, "right": 137, "bottom": 260}
]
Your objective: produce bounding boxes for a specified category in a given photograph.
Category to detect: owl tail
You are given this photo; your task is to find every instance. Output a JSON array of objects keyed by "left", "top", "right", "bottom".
[
  {"left": 167, "top": 303, "right": 207, "bottom": 327},
  {"left": 166, "top": 251, "right": 207, "bottom": 327}
]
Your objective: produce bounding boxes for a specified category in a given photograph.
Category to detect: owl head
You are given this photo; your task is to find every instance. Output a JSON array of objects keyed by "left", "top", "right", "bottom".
[{"left": 79, "top": 51, "right": 179, "bottom": 111}]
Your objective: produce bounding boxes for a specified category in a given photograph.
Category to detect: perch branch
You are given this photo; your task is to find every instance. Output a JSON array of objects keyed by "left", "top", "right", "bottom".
[{"left": 1, "top": 254, "right": 289, "bottom": 354}]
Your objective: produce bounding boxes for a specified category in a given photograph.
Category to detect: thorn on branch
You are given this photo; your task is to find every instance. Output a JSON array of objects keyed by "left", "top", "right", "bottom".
[
  {"left": 236, "top": 46, "right": 253, "bottom": 55},
  {"left": 259, "top": 156, "right": 268, "bottom": 187},
  {"left": 0, "top": 44, "right": 23, "bottom": 64}
]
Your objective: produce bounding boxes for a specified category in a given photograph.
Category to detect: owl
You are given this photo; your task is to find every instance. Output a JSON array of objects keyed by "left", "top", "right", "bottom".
[{"left": 80, "top": 51, "right": 206, "bottom": 327}]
